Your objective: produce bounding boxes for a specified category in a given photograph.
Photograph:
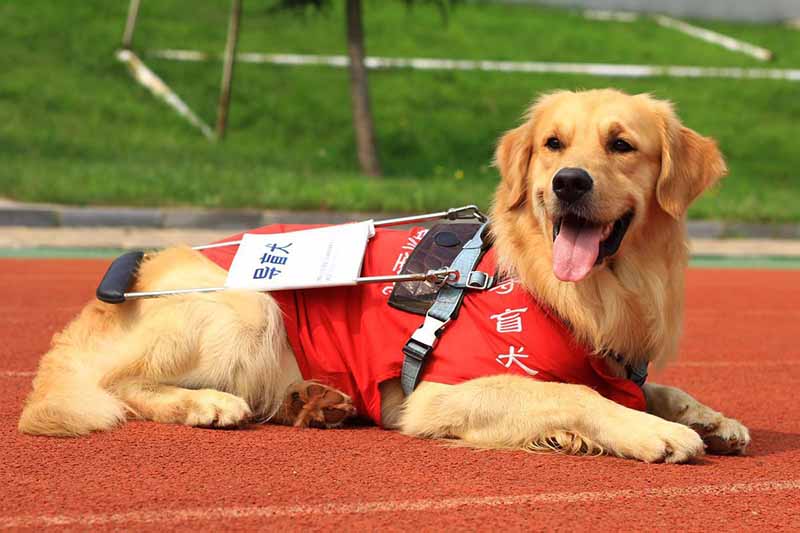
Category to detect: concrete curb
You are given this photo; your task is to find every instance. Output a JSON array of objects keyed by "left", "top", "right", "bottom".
[{"left": 1, "top": 199, "right": 799, "bottom": 240}]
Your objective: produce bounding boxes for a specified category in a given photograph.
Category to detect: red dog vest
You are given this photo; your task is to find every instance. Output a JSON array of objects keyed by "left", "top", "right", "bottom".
[{"left": 201, "top": 224, "right": 646, "bottom": 425}]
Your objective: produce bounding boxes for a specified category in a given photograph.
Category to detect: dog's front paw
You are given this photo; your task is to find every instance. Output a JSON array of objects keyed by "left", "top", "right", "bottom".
[
  {"left": 674, "top": 402, "right": 750, "bottom": 455},
  {"left": 690, "top": 415, "right": 750, "bottom": 455},
  {"left": 183, "top": 390, "right": 252, "bottom": 428},
  {"left": 618, "top": 418, "right": 705, "bottom": 463}
]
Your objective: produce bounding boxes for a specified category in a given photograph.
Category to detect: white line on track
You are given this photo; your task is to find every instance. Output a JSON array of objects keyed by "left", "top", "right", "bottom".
[
  {"left": 0, "top": 371, "right": 34, "bottom": 378},
  {"left": 1, "top": 479, "right": 798, "bottom": 528},
  {"left": 149, "top": 50, "right": 800, "bottom": 82},
  {"left": 675, "top": 360, "right": 800, "bottom": 368}
]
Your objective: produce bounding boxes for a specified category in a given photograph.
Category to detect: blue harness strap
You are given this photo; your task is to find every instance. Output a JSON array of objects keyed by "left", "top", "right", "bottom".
[
  {"left": 400, "top": 222, "right": 493, "bottom": 395},
  {"left": 610, "top": 352, "right": 649, "bottom": 388},
  {"left": 627, "top": 361, "right": 649, "bottom": 388}
]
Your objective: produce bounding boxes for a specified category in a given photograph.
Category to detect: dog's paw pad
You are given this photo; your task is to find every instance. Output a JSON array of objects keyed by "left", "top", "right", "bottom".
[
  {"left": 685, "top": 411, "right": 750, "bottom": 455},
  {"left": 690, "top": 421, "right": 718, "bottom": 435},
  {"left": 283, "top": 381, "right": 356, "bottom": 429},
  {"left": 700, "top": 417, "right": 751, "bottom": 455}
]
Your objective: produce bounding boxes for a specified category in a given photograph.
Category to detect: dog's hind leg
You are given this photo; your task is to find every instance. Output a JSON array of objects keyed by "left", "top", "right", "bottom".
[
  {"left": 20, "top": 247, "right": 298, "bottom": 436},
  {"left": 113, "top": 381, "right": 252, "bottom": 427},
  {"left": 19, "top": 301, "right": 131, "bottom": 437},
  {"left": 19, "top": 289, "right": 285, "bottom": 435},
  {"left": 18, "top": 348, "right": 128, "bottom": 437},
  {"left": 643, "top": 382, "right": 750, "bottom": 455},
  {"left": 104, "top": 291, "right": 290, "bottom": 429}
]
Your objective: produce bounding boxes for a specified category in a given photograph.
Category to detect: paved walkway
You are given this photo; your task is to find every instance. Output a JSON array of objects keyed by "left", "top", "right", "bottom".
[
  {"left": 2, "top": 198, "right": 800, "bottom": 240},
  {"left": 0, "top": 198, "right": 395, "bottom": 231},
  {"left": 2, "top": 227, "right": 800, "bottom": 261},
  {"left": 2, "top": 199, "right": 799, "bottom": 259}
]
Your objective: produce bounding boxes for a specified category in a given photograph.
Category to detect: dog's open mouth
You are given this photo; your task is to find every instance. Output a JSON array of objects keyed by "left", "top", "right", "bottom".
[{"left": 551, "top": 210, "right": 634, "bottom": 282}]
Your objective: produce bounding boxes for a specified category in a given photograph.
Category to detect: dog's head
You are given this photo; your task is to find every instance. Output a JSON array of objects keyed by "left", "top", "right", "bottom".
[{"left": 493, "top": 89, "right": 727, "bottom": 283}]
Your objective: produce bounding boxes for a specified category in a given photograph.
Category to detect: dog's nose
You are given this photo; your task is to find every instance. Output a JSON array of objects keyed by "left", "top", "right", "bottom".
[{"left": 553, "top": 168, "right": 593, "bottom": 204}]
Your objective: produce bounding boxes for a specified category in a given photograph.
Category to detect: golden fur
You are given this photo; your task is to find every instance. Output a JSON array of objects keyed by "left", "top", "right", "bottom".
[
  {"left": 19, "top": 89, "right": 749, "bottom": 463},
  {"left": 490, "top": 91, "right": 725, "bottom": 366}
]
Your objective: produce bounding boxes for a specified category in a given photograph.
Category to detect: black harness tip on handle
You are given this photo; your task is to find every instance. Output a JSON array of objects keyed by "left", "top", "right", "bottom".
[{"left": 96, "top": 251, "right": 144, "bottom": 304}]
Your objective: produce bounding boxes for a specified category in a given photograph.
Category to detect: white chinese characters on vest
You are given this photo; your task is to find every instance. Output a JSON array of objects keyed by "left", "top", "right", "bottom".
[{"left": 489, "top": 280, "right": 537, "bottom": 376}]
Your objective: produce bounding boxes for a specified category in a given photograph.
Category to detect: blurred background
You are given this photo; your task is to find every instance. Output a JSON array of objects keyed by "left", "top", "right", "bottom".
[{"left": 1, "top": 0, "right": 798, "bottom": 222}]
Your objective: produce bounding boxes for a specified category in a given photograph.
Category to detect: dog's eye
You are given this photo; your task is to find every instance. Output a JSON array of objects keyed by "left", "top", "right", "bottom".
[
  {"left": 545, "top": 137, "right": 563, "bottom": 151},
  {"left": 610, "top": 139, "right": 635, "bottom": 153}
]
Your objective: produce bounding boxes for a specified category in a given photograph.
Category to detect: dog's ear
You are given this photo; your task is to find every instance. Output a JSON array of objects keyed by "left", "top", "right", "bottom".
[
  {"left": 656, "top": 106, "right": 727, "bottom": 219},
  {"left": 494, "top": 125, "right": 533, "bottom": 210}
]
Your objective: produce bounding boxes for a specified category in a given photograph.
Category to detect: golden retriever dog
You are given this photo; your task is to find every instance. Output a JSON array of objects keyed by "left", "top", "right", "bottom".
[{"left": 19, "top": 89, "right": 750, "bottom": 463}]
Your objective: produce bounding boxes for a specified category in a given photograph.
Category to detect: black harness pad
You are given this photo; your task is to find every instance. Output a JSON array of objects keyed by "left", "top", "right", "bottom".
[{"left": 388, "top": 222, "right": 486, "bottom": 316}]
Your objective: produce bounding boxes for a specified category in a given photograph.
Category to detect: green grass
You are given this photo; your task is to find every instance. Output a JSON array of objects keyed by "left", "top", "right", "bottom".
[{"left": 1, "top": 1, "right": 799, "bottom": 221}]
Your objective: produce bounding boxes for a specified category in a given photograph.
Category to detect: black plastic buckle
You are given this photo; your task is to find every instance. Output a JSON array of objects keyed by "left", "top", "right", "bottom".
[{"left": 402, "top": 338, "right": 433, "bottom": 362}]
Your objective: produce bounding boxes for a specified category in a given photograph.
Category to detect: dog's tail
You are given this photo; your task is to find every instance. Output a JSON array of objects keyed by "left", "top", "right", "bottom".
[
  {"left": 18, "top": 303, "right": 129, "bottom": 437},
  {"left": 18, "top": 354, "right": 127, "bottom": 437},
  {"left": 18, "top": 388, "right": 126, "bottom": 437}
]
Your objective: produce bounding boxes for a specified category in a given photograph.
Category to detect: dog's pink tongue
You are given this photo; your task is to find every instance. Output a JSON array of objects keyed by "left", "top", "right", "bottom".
[{"left": 553, "top": 221, "right": 602, "bottom": 282}]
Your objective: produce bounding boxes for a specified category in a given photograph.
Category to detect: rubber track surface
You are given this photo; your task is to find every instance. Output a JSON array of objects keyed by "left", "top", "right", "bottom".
[{"left": 1, "top": 259, "right": 799, "bottom": 531}]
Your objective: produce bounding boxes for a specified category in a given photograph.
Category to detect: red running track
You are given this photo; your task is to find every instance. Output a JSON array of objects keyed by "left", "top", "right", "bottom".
[{"left": 1, "top": 259, "right": 799, "bottom": 531}]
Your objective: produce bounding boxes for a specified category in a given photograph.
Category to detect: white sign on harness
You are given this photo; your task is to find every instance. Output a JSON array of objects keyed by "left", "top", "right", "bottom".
[{"left": 225, "top": 221, "right": 375, "bottom": 291}]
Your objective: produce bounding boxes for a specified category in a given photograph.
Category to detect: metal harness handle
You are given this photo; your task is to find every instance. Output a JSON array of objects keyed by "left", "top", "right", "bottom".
[{"left": 400, "top": 221, "right": 493, "bottom": 395}]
